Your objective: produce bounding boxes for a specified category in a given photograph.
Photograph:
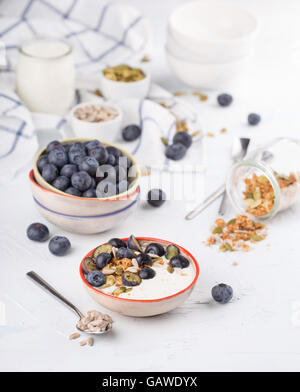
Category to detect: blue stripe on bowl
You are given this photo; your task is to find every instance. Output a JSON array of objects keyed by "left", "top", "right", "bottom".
[{"left": 33, "top": 192, "right": 140, "bottom": 219}]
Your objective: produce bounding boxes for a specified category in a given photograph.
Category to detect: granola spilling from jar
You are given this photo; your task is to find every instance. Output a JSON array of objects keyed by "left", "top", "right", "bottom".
[
  {"left": 82, "top": 235, "right": 195, "bottom": 300},
  {"left": 206, "top": 215, "right": 267, "bottom": 252},
  {"left": 103, "top": 65, "right": 146, "bottom": 82},
  {"left": 244, "top": 173, "right": 297, "bottom": 217}
]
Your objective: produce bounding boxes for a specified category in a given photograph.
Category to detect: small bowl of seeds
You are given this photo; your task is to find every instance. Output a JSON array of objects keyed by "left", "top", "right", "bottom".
[
  {"left": 70, "top": 101, "right": 123, "bottom": 142},
  {"left": 100, "top": 64, "right": 150, "bottom": 101}
]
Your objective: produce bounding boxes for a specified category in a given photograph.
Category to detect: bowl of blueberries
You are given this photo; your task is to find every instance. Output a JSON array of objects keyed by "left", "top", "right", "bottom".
[{"left": 30, "top": 138, "right": 141, "bottom": 234}]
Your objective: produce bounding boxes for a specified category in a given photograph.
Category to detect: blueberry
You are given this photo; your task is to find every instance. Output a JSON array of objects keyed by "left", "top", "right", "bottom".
[
  {"left": 248, "top": 113, "right": 261, "bottom": 126},
  {"left": 65, "top": 187, "right": 82, "bottom": 196},
  {"left": 145, "top": 243, "right": 165, "bottom": 257},
  {"left": 170, "top": 255, "right": 189, "bottom": 269},
  {"left": 48, "top": 149, "right": 68, "bottom": 168},
  {"left": 79, "top": 156, "right": 99, "bottom": 176},
  {"left": 27, "top": 222, "right": 49, "bottom": 242},
  {"left": 117, "top": 247, "right": 133, "bottom": 259},
  {"left": 48, "top": 236, "right": 71, "bottom": 256},
  {"left": 96, "top": 180, "right": 117, "bottom": 198},
  {"left": 217, "top": 93, "right": 233, "bottom": 107},
  {"left": 107, "top": 154, "right": 116, "bottom": 166},
  {"left": 60, "top": 164, "right": 78, "bottom": 178},
  {"left": 211, "top": 283, "right": 233, "bottom": 304},
  {"left": 85, "top": 139, "right": 102, "bottom": 151},
  {"left": 68, "top": 148, "right": 86, "bottom": 165},
  {"left": 106, "top": 146, "right": 122, "bottom": 159},
  {"left": 52, "top": 175, "right": 70, "bottom": 191},
  {"left": 117, "top": 180, "right": 129, "bottom": 194},
  {"left": 46, "top": 140, "right": 64, "bottom": 153},
  {"left": 82, "top": 188, "right": 96, "bottom": 198},
  {"left": 108, "top": 238, "right": 127, "bottom": 248},
  {"left": 122, "top": 124, "right": 142, "bottom": 141},
  {"left": 71, "top": 171, "right": 92, "bottom": 191},
  {"left": 63, "top": 143, "right": 71, "bottom": 153},
  {"left": 147, "top": 188, "right": 166, "bottom": 207},
  {"left": 42, "top": 163, "right": 58, "bottom": 183},
  {"left": 90, "top": 177, "right": 96, "bottom": 189},
  {"left": 136, "top": 253, "right": 153, "bottom": 266},
  {"left": 173, "top": 131, "right": 192, "bottom": 148},
  {"left": 70, "top": 142, "right": 86, "bottom": 152},
  {"left": 165, "top": 143, "right": 187, "bottom": 161},
  {"left": 95, "top": 252, "right": 112, "bottom": 269},
  {"left": 127, "top": 235, "right": 142, "bottom": 252},
  {"left": 139, "top": 267, "right": 156, "bottom": 280},
  {"left": 89, "top": 146, "right": 108, "bottom": 164},
  {"left": 86, "top": 270, "right": 106, "bottom": 287},
  {"left": 37, "top": 155, "right": 49, "bottom": 172}
]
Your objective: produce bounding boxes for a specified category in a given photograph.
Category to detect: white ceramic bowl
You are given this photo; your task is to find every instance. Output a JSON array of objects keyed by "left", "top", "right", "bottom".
[
  {"left": 166, "top": 30, "right": 253, "bottom": 64},
  {"left": 70, "top": 102, "right": 123, "bottom": 143},
  {"left": 168, "top": 0, "right": 258, "bottom": 60},
  {"left": 100, "top": 67, "right": 150, "bottom": 101},
  {"left": 29, "top": 170, "right": 140, "bottom": 216},
  {"left": 166, "top": 48, "right": 251, "bottom": 90},
  {"left": 33, "top": 193, "right": 139, "bottom": 234},
  {"left": 80, "top": 237, "right": 200, "bottom": 317}
]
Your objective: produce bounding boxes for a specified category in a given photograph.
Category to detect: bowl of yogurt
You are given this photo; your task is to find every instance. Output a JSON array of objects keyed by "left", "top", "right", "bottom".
[{"left": 80, "top": 236, "right": 199, "bottom": 317}]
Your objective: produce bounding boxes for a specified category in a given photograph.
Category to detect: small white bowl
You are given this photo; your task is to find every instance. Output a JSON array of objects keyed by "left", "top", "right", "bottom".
[
  {"left": 168, "top": 0, "right": 258, "bottom": 60},
  {"left": 166, "top": 48, "right": 251, "bottom": 90},
  {"left": 70, "top": 102, "right": 122, "bottom": 143},
  {"left": 33, "top": 194, "right": 139, "bottom": 234},
  {"left": 100, "top": 67, "right": 150, "bottom": 101}
]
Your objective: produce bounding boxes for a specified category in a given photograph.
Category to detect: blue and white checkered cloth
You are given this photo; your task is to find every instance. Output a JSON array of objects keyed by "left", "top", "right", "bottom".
[{"left": 0, "top": 0, "right": 203, "bottom": 183}]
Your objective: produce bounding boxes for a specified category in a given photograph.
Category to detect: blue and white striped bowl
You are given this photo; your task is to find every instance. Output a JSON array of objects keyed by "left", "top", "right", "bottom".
[{"left": 33, "top": 191, "right": 140, "bottom": 234}]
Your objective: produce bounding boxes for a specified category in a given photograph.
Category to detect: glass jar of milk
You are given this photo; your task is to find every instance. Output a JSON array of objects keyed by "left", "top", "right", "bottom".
[
  {"left": 16, "top": 37, "right": 75, "bottom": 115},
  {"left": 226, "top": 138, "right": 300, "bottom": 219}
]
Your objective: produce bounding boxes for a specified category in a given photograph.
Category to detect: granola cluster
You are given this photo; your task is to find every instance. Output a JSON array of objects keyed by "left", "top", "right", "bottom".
[
  {"left": 206, "top": 215, "right": 267, "bottom": 252},
  {"left": 244, "top": 173, "right": 297, "bottom": 217}
]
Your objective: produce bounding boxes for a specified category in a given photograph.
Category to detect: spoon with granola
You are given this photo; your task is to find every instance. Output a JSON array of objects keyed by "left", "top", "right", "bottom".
[{"left": 27, "top": 271, "right": 112, "bottom": 335}]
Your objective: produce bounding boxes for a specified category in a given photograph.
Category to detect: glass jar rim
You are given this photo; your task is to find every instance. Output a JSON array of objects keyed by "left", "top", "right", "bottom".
[
  {"left": 18, "top": 36, "right": 73, "bottom": 60},
  {"left": 226, "top": 159, "right": 282, "bottom": 219}
]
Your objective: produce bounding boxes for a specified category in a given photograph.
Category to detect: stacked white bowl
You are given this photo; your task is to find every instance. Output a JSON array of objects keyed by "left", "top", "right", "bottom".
[{"left": 166, "top": 0, "right": 259, "bottom": 89}]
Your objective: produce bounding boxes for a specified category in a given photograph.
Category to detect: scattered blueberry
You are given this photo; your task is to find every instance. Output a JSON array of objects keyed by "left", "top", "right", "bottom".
[
  {"left": 65, "top": 187, "right": 82, "bottom": 196},
  {"left": 122, "top": 124, "right": 142, "bottom": 141},
  {"left": 117, "top": 247, "right": 133, "bottom": 259},
  {"left": 108, "top": 238, "right": 127, "bottom": 248},
  {"left": 48, "top": 236, "right": 71, "bottom": 256},
  {"left": 27, "top": 222, "right": 49, "bottom": 242},
  {"left": 145, "top": 242, "right": 165, "bottom": 257},
  {"left": 48, "top": 149, "right": 68, "bottom": 168},
  {"left": 79, "top": 156, "right": 99, "bottom": 176},
  {"left": 95, "top": 252, "right": 112, "bottom": 269},
  {"left": 147, "top": 188, "right": 166, "bottom": 207},
  {"left": 52, "top": 175, "right": 70, "bottom": 191},
  {"left": 37, "top": 155, "right": 48, "bottom": 172},
  {"left": 211, "top": 283, "right": 233, "bottom": 304},
  {"left": 71, "top": 171, "right": 92, "bottom": 191},
  {"left": 42, "top": 164, "right": 58, "bottom": 183},
  {"left": 248, "top": 113, "right": 261, "bottom": 126},
  {"left": 86, "top": 270, "right": 106, "bottom": 287},
  {"left": 60, "top": 164, "right": 78, "bottom": 178},
  {"left": 136, "top": 253, "right": 153, "bottom": 266},
  {"left": 165, "top": 143, "right": 187, "bottom": 161},
  {"left": 173, "top": 131, "right": 192, "bottom": 148},
  {"left": 89, "top": 146, "right": 108, "bottom": 164},
  {"left": 217, "top": 93, "right": 233, "bottom": 107},
  {"left": 46, "top": 140, "right": 64, "bottom": 153},
  {"left": 169, "top": 255, "right": 189, "bottom": 269},
  {"left": 82, "top": 188, "right": 97, "bottom": 198},
  {"left": 139, "top": 267, "right": 156, "bottom": 280}
]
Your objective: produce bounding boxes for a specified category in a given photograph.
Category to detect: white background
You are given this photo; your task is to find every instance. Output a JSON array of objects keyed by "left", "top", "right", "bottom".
[{"left": 1, "top": 0, "right": 300, "bottom": 372}]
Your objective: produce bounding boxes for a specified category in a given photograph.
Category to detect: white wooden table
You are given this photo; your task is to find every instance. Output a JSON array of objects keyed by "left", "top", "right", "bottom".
[{"left": 1, "top": 0, "right": 300, "bottom": 372}]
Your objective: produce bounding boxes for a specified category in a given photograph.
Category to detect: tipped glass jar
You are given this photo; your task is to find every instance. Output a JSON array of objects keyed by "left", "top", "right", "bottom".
[{"left": 226, "top": 138, "right": 300, "bottom": 219}]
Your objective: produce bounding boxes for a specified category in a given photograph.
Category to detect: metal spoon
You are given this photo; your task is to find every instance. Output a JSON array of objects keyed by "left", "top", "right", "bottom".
[
  {"left": 218, "top": 138, "right": 251, "bottom": 215},
  {"left": 26, "top": 271, "right": 111, "bottom": 335},
  {"left": 185, "top": 137, "right": 250, "bottom": 220}
]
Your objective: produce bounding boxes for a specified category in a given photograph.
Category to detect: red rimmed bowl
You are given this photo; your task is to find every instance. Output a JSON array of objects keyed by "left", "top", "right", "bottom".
[
  {"left": 80, "top": 237, "right": 200, "bottom": 317},
  {"left": 29, "top": 170, "right": 140, "bottom": 216}
]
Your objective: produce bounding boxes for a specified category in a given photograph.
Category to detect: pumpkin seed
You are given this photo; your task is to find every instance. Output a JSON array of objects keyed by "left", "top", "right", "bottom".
[
  {"left": 166, "top": 244, "right": 180, "bottom": 260},
  {"left": 167, "top": 265, "right": 174, "bottom": 274},
  {"left": 227, "top": 218, "right": 236, "bottom": 226},
  {"left": 113, "top": 286, "right": 126, "bottom": 297},
  {"left": 115, "top": 266, "right": 123, "bottom": 276},
  {"left": 92, "top": 244, "right": 112, "bottom": 259},
  {"left": 219, "top": 244, "right": 227, "bottom": 252},
  {"left": 224, "top": 242, "right": 233, "bottom": 251},
  {"left": 212, "top": 226, "right": 223, "bottom": 234},
  {"left": 250, "top": 234, "right": 263, "bottom": 241},
  {"left": 161, "top": 137, "right": 169, "bottom": 147}
]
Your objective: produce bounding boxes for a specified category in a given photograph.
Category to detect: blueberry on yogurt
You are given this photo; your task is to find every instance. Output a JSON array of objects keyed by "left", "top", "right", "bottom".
[
  {"left": 86, "top": 270, "right": 106, "bottom": 287},
  {"left": 48, "top": 236, "right": 71, "bottom": 256},
  {"left": 108, "top": 238, "right": 127, "bottom": 249},
  {"left": 169, "top": 255, "right": 189, "bottom": 269},
  {"left": 136, "top": 253, "right": 153, "bottom": 266},
  {"left": 95, "top": 252, "right": 112, "bottom": 269},
  {"left": 139, "top": 267, "right": 156, "bottom": 280},
  {"left": 27, "top": 223, "right": 49, "bottom": 242},
  {"left": 117, "top": 247, "right": 133, "bottom": 259},
  {"left": 145, "top": 242, "right": 165, "bottom": 257}
]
